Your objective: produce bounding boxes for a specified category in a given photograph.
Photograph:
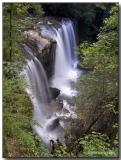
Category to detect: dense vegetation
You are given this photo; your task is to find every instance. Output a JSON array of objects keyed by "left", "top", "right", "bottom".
[
  {"left": 3, "top": 3, "right": 119, "bottom": 158},
  {"left": 3, "top": 3, "right": 44, "bottom": 62},
  {"left": 59, "top": 5, "right": 119, "bottom": 157},
  {"left": 42, "top": 3, "right": 113, "bottom": 41},
  {"left": 3, "top": 3, "right": 50, "bottom": 157}
]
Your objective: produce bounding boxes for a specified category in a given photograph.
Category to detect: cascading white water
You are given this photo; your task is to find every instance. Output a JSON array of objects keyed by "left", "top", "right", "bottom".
[
  {"left": 21, "top": 44, "right": 64, "bottom": 146},
  {"left": 61, "top": 20, "right": 77, "bottom": 66},
  {"left": 54, "top": 28, "right": 70, "bottom": 77},
  {"left": 21, "top": 19, "right": 80, "bottom": 148},
  {"left": 52, "top": 20, "right": 79, "bottom": 97},
  {"left": 54, "top": 20, "right": 77, "bottom": 77}
]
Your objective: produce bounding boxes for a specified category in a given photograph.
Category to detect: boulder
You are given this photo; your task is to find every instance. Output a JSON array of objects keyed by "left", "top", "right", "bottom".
[
  {"left": 22, "top": 29, "right": 57, "bottom": 77},
  {"left": 47, "top": 118, "right": 60, "bottom": 131},
  {"left": 50, "top": 87, "right": 60, "bottom": 99},
  {"left": 49, "top": 100, "right": 63, "bottom": 112},
  {"left": 22, "top": 30, "right": 51, "bottom": 58}
]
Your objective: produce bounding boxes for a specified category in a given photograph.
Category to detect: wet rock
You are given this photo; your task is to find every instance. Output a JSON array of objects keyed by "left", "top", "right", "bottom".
[
  {"left": 49, "top": 139, "right": 55, "bottom": 154},
  {"left": 50, "top": 87, "right": 60, "bottom": 99},
  {"left": 23, "top": 30, "right": 50, "bottom": 53},
  {"left": 22, "top": 29, "right": 57, "bottom": 77},
  {"left": 49, "top": 100, "right": 63, "bottom": 112},
  {"left": 47, "top": 118, "right": 60, "bottom": 131},
  {"left": 63, "top": 108, "right": 70, "bottom": 114}
]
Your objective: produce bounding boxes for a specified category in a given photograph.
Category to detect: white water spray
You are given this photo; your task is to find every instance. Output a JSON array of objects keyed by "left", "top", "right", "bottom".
[
  {"left": 21, "top": 44, "right": 64, "bottom": 146},
  {"left": 52, "top": 20, "right": 79, "bottom": 97},
  {"left": 21, "top": 19, "right": 80, "bottom": 147}
]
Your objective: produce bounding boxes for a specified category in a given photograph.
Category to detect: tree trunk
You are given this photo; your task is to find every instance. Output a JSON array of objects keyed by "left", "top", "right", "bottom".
[{"left": 9, "top": 3, "right": 13, "bottom": 61}]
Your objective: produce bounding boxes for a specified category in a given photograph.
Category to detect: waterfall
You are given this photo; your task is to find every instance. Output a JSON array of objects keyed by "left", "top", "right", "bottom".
[
  {"left": 61, "top": 20, "right": 77, "bottom": 66},
  {"left": 54, "top": 28, "right": 70, "bottom": 77},
  {"left": 22, "top": 44, "right": 52, "bottom": 124},
  {"left": 21, "top": 18, "right": 79, "bottom": 147},
  {"left": 21, "top": 44, "right": 64, "bottom": 146},
  {"left": 54, "top": 20, "right": 77, "bottom": 77},
  {"left": 52, "top": 20, "right": 79, "bottom": 97},
  {"left": 22, "top": 44, "right": 51, "bottom": 104}
]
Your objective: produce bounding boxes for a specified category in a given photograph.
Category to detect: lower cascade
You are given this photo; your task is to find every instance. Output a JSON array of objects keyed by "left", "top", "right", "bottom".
[
  {"left": 22, "top": 46, "right": 64, "bottom": 147},
  {"left": 22, "top": 19, "right": 80, "bottom": 148}
]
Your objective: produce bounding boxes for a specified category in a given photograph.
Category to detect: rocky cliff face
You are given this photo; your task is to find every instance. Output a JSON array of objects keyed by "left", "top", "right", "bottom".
[{"left": 22, "top": 29, "right": 56, "bottom": 77}]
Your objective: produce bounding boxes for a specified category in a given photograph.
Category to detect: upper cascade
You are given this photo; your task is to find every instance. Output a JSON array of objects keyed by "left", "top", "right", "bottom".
[
  {"left": 37, "top": 19, "right": 78, "bottom": 70},
  {"left": 54, "top": 20, "right": 78, "bottom": 77},
  {"left": 37, "top": 19, "right": 79, "bottom": 97}
]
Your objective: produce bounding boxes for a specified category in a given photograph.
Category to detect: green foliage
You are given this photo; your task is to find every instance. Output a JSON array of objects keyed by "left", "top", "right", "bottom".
[
  {"left": 79, "top": 5, "right": 118, "bottom": 68},
  {"left": 31, "top": 4, "right": 44, "bottom": 17},
  {"left": 3, "top": 61, "right": 24, "bottom": 78},
  {"left": 3, "top": 3, "right": 44, "bottom": 62},
  {"left": 53, "top": 131, "right": 118, "bottom": 157},
  {"left": 3, "top": 3, "right": 119, "bottom": 158},
  {"left": 69, "top": 4, "right": 119, "bottom": 158},
  {"left": 53, "top": 144, "right": 74, "bottom": 157},
  {"left": 3, "top": 3, "right": 47, "bottom": 157},
  {"left": 77, "top": 4, "right": 118, "bottom": 112},
  {"left": 3, "top": 76, "right": 49, "bottom": 157},
  {"left": 103, "top": 5, "right": 118, "bottom": 30},
  {"left": 78, "top": 132, "right": 118, "bottom": 157},
  {"left": 80, "top": 5, "right": 117, "bottom": 102}
]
